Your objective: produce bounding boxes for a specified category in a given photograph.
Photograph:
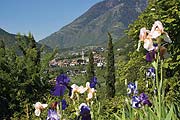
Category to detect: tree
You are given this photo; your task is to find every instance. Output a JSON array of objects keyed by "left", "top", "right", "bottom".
[
  {"left": 106, "top": 33, "right": 116, "bottom": 98},
  {"left": 86, "top": 51, "right": 95, "bottom": 82},
  {"left": 0, "top": 33, "right": 56, "bottom": 119},
  {"left": 0, "top": 39, "right": 5, "bottom": 56}
]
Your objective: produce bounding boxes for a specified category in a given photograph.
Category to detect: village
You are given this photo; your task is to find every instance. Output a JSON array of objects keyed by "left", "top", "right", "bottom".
[{"left": 48, "top": 46, "right": 106, "bottom": 76}]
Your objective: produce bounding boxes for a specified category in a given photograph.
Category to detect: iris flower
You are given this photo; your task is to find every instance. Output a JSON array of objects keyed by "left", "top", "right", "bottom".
[
  {"left": 149, "top": 20, "right": 164, "bottom": 39},
  {"left": 79, "top": 103, "right": 91, "bottom": 120},
  {"left": 149, "top": 20, "right": 171, "bottom": 44},
  {"left": 127, "top": 82, "right": 138, "bottom": 95},
  {"left": 51, "top": 74, "right": 70, "bottom": 96},
  {"left": 132, "top": 96, "right": 141, "bottom": 108},
  {"left": 146, "top": 50, "right": 156, "bottom": 62},
  {"left": 139, "top": 27, "right": 149, "bottom": 42},
  {"left": 138, "top": 27, "right": 154, "bottom": 51},
  {"left": 143, "top": 37, "right": 155, "bottom": 51},
  {"left": 86, "top": 88, "right": 96, "bottom": 101},
  {"left": 70, "top": 82, "right": 96, "bottom": 100},
  {"left": 46, "top": 109, "right": 60, "bottom": 120},
  {"left": 61, "top": 99, "right": 67, "bottom": 110},
  {"left": 139, "top": 93, "right": 152, "bottom": 107},
  {"left": 138, "top": 21, "right": 171, "bottom": 53},
  {"left": 127, "top": 82, "right": 152, "bottom": 108},
  {"left": 132, "top": 93, "right": 152, "bottom": 108},
  {"left": 33, "top": 102, "right": 48, "bottom": 116},
  {"left": 70, "top": 84, "right": 88, "bottom": 99},
  {"left": 86, "top": 82, "right": 96, "bottom": 101},
  {"left": 70, "top": 84, "right": 79, "bottom": 99},
  {"left": 146, "top": 67, "right": 155, "bottom": 80},
  {"left": 47, "top": 99, "right": 67, "bottom": 120},
  {"left": 90, "top": 77, "right": 98, "bottom": 88}
]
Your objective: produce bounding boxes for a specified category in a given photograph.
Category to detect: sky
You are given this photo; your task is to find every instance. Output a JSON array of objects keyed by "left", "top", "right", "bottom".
[{"left": 0, "top": 0, "right": 102, "bottom": 41}]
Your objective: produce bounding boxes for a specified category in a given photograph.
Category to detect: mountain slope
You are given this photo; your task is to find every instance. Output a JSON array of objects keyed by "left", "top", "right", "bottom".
[
  {"left": 39, "top": 0, "right": 148, "bottom": 49},
  {"left": 0, "top": 28, "right": 18, "bottom": 47},
  {"left": 0, "top": 28, "right": 52, "bottom": 53}
]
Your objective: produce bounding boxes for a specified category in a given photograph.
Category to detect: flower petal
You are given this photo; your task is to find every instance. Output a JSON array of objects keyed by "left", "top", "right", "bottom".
[
  {"left": 146, "top": 67, "right": 156, "bottom": 79},
  {"left": 56, "top": 74, "right": 70, "bottom": 85},
  {"left": 144, "top": 38, "right": 154, "bottom": 51},
  {"left": 146, "top": 50, "right": 156, "bottom": 62},
  {"left": 62, "top": 99, "right": 67, "bottom": 110},
  {"left": 139, "top": 27, "right": 150, "bottom": 41},
  {"left": 90, "top": 77, "right": 98, "bottom": 88},
  {"left": 78, "top": 86, "right": 87, "bottom": 94},
  {"left": 51, "top": 85, "right": 66, "bottom": 96},
  {"left": 163, "top": 32, "right": 172, "bottom": 43},
  {"left": 79, "top": 103, "right": 91, "bottom": 120},
  {"left": 35, "top": 109, "right": 41, "bottom": 116},
  {"left": 47, "top": 109, "right": 60, "bottom": 120},
  {"left": 132, "top": 96, "right": 141, "bottom": 108},
  {"left": 139, "top": 93, "right": 152, "bottom": 107},
  {"left": 42, "top": 104, "right": 48, "bottom": 109},
  {"left": 150, "top": 21, "right": 164, "bottom": 39}
]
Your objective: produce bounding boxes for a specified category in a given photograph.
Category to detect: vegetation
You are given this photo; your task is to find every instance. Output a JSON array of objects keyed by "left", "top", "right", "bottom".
[
  {"left": 106, "top": 33, "right": 116, "bottom": 98},
  {"left": 0, "top": 33, "right": 55, "bottom": 119},
  {"left": 86, "top": 51, "right": 95, "bottom": 82},
  {"left": 0, "top": 0, "right": 180, "bottom": 119}
]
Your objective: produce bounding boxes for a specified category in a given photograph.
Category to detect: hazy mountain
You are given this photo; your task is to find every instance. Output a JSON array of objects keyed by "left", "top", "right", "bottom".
[
  {"left": 40, "top": 0, "right": 148, "bottom": 49},
  {"left": 0, "top": 28, "right": 18, "bottom": 47},
  {"left": 0, "top": 28, "right": 52, "bottom": 53}
]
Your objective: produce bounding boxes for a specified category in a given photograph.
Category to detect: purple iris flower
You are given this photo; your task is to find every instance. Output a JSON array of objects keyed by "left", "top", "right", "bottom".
[
  {"left": 56, "top": 74, "right": 70, "bottom": 86},
  {"left": 80, "top": 104, "right": 91, "bottom": 120},
  {"left": 146, "top": 67, "right": 156, "bottom": 80},
  {"left": 46, "top": 109, "right": 60, "bottom": 120},
  {"left": 51, "top": 85, "right": 66, "bottom": 96},
  {"left": 139, "top": 93, "right": 152, "bottom": 107},
  {"left": 61, "top": 99, "right": 67, "bottom": 110},
  {"left": 127, "top": 82, "right": 138, "bottom": 95},
  {"left": 90, "top": 77, "right": 97, "bottom": 88},
  {"left": 132, "top": 96, "right": 141, "bottom": 108},
  {"left": 51, "top": 74, "right": 70, "bottom": 96},
  {"left": 146, "top": 50, "right": 156, "bottom": 62}
]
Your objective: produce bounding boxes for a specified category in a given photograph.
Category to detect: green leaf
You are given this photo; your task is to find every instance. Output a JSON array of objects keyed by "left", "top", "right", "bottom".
[
  {"left": 122, "top": 108, "right": 126, "bottom": 120},
  {"left": 176, "top": 55, "right": 180, "bottom": 61},
  {"left": 113, "top": 113, "right": 121, "bottom": 120},
  {"left": 152, "top": 61, "right": 158, "bottom": 70},
  {"left": 164, "top": 104, "right": 174, "bottom": 120},
  {"left": 165, "top": 18, "right": 176, "bottom": 23},
  {"left": 148, "top": 107, "right": 157, "bottom": 119},
  {"left": 163, "top": 63, "right": 169, "bottom": 68}
]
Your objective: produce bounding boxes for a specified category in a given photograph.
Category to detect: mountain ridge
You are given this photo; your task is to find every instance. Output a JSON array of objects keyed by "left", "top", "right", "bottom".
[
  {"left": 0, "top": 28, "right": 52, "bottom": 53},
  {"left": 40, "top": 0, "right": 148, "bottom": 49}
]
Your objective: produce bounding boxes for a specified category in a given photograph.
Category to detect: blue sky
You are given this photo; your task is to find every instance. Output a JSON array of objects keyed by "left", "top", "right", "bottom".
[{"left": 0, "top": 0, "right": 102, "bottom": 41}]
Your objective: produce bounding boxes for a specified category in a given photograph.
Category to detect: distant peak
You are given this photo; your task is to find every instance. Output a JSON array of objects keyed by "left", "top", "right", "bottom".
[
  {"left": 0, "top": 28, "right": 9, "bottom": 34},
  {"left": 40, "top": 0, "right": 148, "bottom": 49}
]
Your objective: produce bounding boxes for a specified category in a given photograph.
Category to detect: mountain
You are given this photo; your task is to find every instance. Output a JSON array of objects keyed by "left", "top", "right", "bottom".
[
  {"left": 0, "top": 28, "right": 52, "bottom": 53},
  {"left": 0, "top": 28, "right": 18, "bottom": 47},
  {"left": 39, "top": 0, "right": 148, "bottom": 49}
]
